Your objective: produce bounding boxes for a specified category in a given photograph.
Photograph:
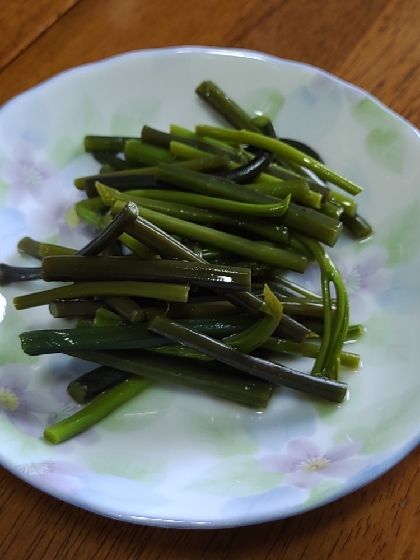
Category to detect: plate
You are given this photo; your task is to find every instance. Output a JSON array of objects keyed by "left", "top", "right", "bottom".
[{"left": 0, "top": 47, "right": 420, "bottom": 528}]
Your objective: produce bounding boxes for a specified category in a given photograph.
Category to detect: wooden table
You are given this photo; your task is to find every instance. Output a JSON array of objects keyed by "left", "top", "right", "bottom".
[{"left": 1, "top": 1, "right": 420, "bottom": 558}]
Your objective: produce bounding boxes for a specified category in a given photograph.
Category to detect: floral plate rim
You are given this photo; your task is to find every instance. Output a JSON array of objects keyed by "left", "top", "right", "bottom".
[{"left": 1, "top": 46, "right": 420, "bottom": 528}]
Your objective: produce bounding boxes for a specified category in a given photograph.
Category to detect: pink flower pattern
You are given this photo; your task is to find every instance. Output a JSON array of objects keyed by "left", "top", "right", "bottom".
[
  {"left": 1, "top": 141, "right": 60, "bottom": 206},
  {"left": 0, "top": 140, "right": 84, "bottom": 242},
  {"left": 16, "top": 460, "right": 89, "bottom": 495},
  {"left": 259, "top": 438, "right": 367, "bottom": 489},
  {"left": 287, "top": 244, "right": 393, "bottom": 323},
  {"left": 0, "top": 365, "right": 56, "bottom": 438},
  {"left": 334, "top": 245, "right": 393, "bottom": 323}
]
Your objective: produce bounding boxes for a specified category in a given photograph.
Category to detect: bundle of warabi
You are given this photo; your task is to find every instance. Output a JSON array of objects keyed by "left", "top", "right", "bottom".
[{"left": 1, "top": 81, "right": 371, "bottom": 445}]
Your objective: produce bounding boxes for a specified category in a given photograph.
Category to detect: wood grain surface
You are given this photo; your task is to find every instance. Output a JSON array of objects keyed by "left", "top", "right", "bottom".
[
  {"left": 0, "top": 0, "right": 82, "bottom": 69},
  {"left": 1, "top": 1, "right": 420, "bottom": 559}
]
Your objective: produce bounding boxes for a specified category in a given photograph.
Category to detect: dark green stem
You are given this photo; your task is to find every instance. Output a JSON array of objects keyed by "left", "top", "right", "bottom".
[
  {"left": 14, "top": 281, "right": 190, "bottom": 310},
  {"left": 17, "top": 237, "right": 42, "bottom": 259},
  {"left": 42, "top": 256, "right": 251, "bottom": 291},
  {"left": 67, "top": 365, "right": 132, "bottom": 404},
  {"left": 69, "top": 349, "right": 274, "bottom": 409},
  {"left": 341, "top": 213, "right": 373, "bottom": 240},
  {"left": 124, "top": 140, "right": 176, "bottom": 166},
  {"left": 148, "top": 314, "right": 347, "bottom": 402},
  {"left": 196, "top": 125, "right": 363, "bottom": 196},
  {"left": 107, "top": 197, "right": 307, "bottom": 272},
  {"left": 0, "top": 263, "right": 41, "bottom": 285},
  {"left": 195, "top": 81, "right": 260, "bottom": 131}
]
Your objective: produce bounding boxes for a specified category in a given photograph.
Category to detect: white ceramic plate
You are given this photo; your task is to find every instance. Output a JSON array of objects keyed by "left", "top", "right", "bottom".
[{"left": 0, "top": 47, "right": 420, "bottom": 528}]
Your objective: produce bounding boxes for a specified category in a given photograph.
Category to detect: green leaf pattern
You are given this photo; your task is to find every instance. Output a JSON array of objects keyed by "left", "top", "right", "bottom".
[
  {"left": 374, "top": 200, "right": 420, "bottom": 268},
  {"left": 333, "top": 384, "right": 420, "bottom": 455},
  {"left": 241, "top": 88, "right": 285, "bottom": 121},
  {"left": 185, "top": 457, "right": 282, "bottom": 498},
  {"left": 184, "top": 406, "right": 259, "bottom": 457},
  {"left": 352, "top": 98, "right": 407, "bottom": 173}
]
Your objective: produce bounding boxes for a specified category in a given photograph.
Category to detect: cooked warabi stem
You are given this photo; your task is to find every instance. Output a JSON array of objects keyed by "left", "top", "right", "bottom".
[
  {"left": 280, "top": 202, "right": 343, "bottom": 247},
  {"left": 105, "top": 189, "right": 290, "bottom": 244},
  {"left": 0, "top": 263, "right": 41, "bottom": 285},
  {"left": 121, "top": 209, "right": 310, "bottom": 342},
  {"left": 44, "top": 376, "right": 154, "bottom": 444},
  {"left": 328, "top": 191, "right": 357, "bottom": 216},
  {"left": 67, "top": 365, "right": 132, "bottom": 404},
  {"left": 195, "top": 125, "right": 363, "bottom": 196},
  {"left": 20, "top": 325, "right": 174, "bottom": 355},
  {"left": 2, "top": 236, "right": 49, "bottom": 284},
  {"left": 151, "top": 284, "right": 284, "bottom": 360},
  {"left": 88, "top": 174, "right": 160, "bottom": 196},
  {"left": 215, "top": 285, "right": 283, "bottom": 353},
  {"left": 147, "top": 299, "right": 236, "bottom": 319},
  {"left": 77, "top": 197, "right": 106, "bottom": 212},
  {"left": 99, "top": 164, "right": 115, "bottom": 174},
  {"left": 280, "top": 300, "right": 332, "bottom": 318},
  {"left": 286, "top": 318, "right": 322, "bottom": 336},
  {"left": 265, "top": 163, "right": 329, "bottom": 197},
  {"left": 302, "top": 320, "right": 364, "bottom": 342},
  {"left": 106, "top": 197, "right": 307, "bottom": 272},
  {"left": 148, "top": 314, "right": 347, "bottom": 403},
  {"left": 42, "top": 256, "right": 252, "bottom": 291},
  {"left": 142, "top": 300, "right": 239, "bottom": 320},
  {"left": 10, "top": 81, "right": 368, "bottom": 446},
  {"left": 75, "top": 155, "right": 230, "bottom": 193},
  {"left": 13, "top": 281, "right": 190, "bottom": 310},
  {"left": 114, "top": 232, "right": 154, "bottom": 258},
  {"left": 184, "top": 315, "right": 256, "bottom": 338},
  {"left": 74, "top": 202, "right": 102, "bottom": 227},
  {"left": 195, "top": 81, "right": 260, "bottom": 132},
  {"left": 102, "top": 296, "right": 145, "bottom": 324},
  {"left": 74, "top": 204, "right": 153, "bottom": 258},
  {"left": 92, "top": 152, "right": 137, "bottom": 171},
  {"left": 218, "top": 291, "right": 311, "bottom": 342},
  {"left": 49, "top": 300, "right": 102, "bottom": 318},
  {"left": 17, "top": 237, "right": 42, "bottom": 259},
  {"left": 77, "top": 201, "right": 139, "bottom": 256},
  {"left": 278, "top": 138, "right": 325, "bottom": 164},
  {"left": 88, "top": 193, "right": 307, "bottom": 341},
  {"left": 21, "top": 314, "right": 255, "bottom": 356},
  {"left": 124, "top": 213, "right": 203, "bottom": 261},
  {"left": 40, "top": 208, "right": 146, "bottom": 323},
  {"left": 124, "top": 139, "right": 176, "bottom": 166},
  {"left": 125, "top": 189, "right": 291, "bottom": 218},
  {"left": 213, "top": 116, "right": 275, "bottom": 183},
  {"left": 154, "top": 163, "right": 282, "bottom": 204},
  {"left": 293, "top": 234, "right": 350, "bottom": 378},
  {"left": 69, "top": 349, "right": 274, "bottom": 410},
  {"left": 169, "top": 141, "right": 220, "bottom": 161},
  {"left": 77, "top": 203, "right": 146, "bottom": 323},
  {"left": 345, "top": 324, "right": 365, "bottom": 341},
  {"left": 255, "top": 281, "right": 306, "bottom": 300},
  {"left": 319, "top": 201, "right": 344, "bottom": 221},
  {"left": 93, "top": 307, "right": 125, "bottom": 327},
  {"left": 261, "top": 338, "right": 360, "bottom": 369},
  {"left": 40, "top": 243, "right": 77, "bottom": 257},
  {"left": 249, "top": 180, "right": 322, "bottom": 209},
  {"left": 84, "top": 135, "right": 136, "bottom": 152},
  {"left": 169, "top": 124, "right": 244, "bottom": 155},
  {"left": 341, "top": 212, "right": 373, "bottom": 239},
  {"left": 141, "top": 125, "right": 244, "bottom": 162},
  {"left": 102, "top": 238, "right": 124, "bottom": 257},
  {"left": 145, "top": 170, "right": 338, "bottom": 246},
  {"left": 266, "top": 276, "right": 321, "bottom": 299}
]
